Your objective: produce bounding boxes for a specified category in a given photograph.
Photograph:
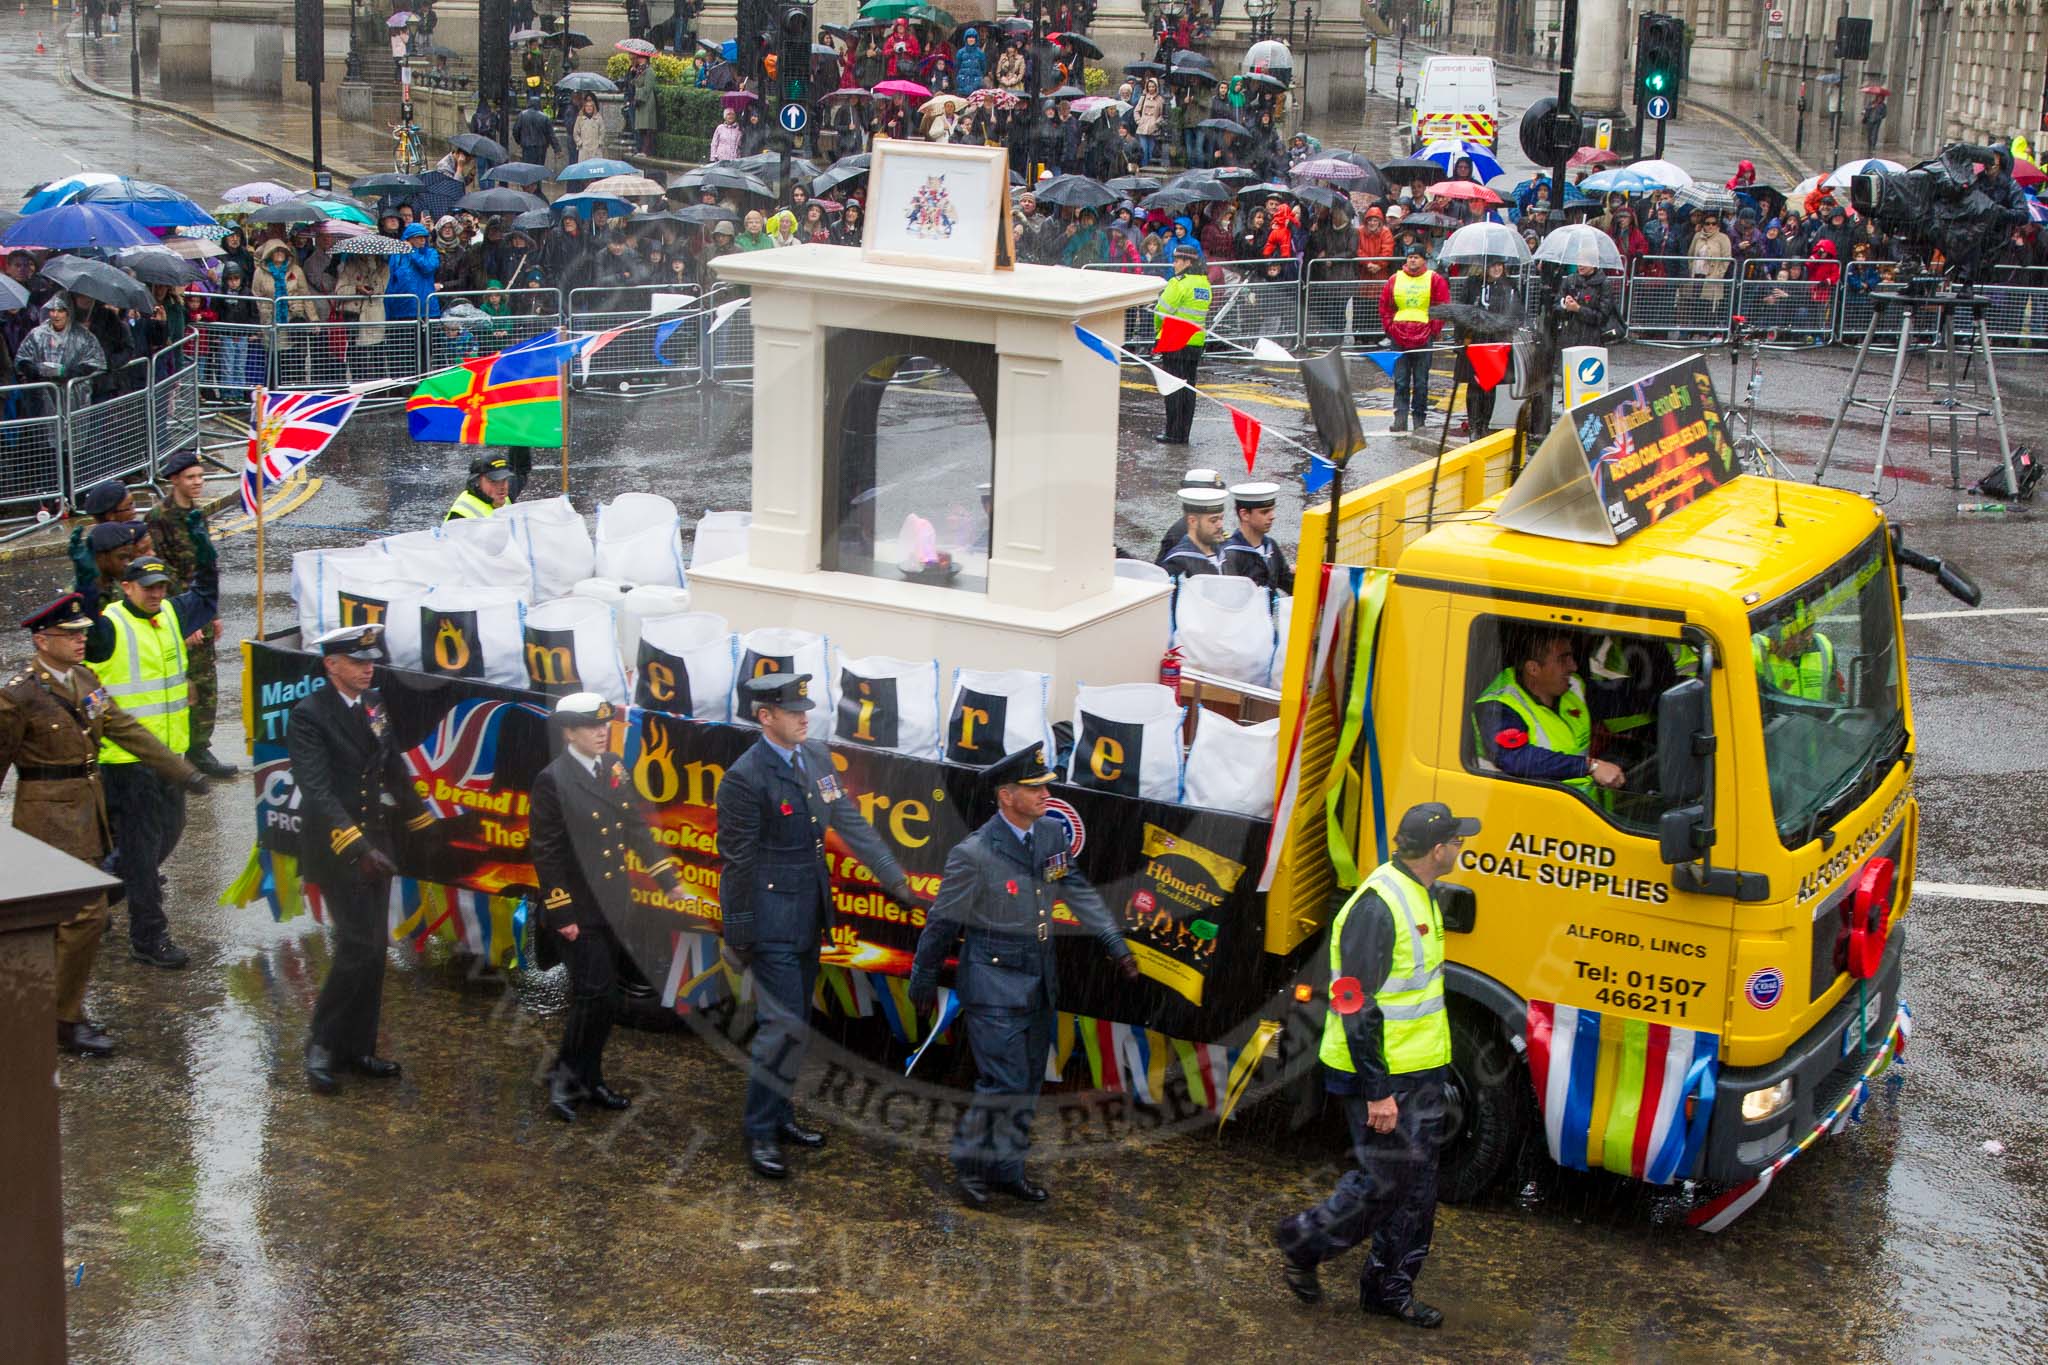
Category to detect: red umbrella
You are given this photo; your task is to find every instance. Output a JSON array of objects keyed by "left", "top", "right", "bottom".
[
  {"left": 2014, "top": 158, "right": 2046, "bottom": 187},
  {"left": 1428, "top": 180, "right": 1502, "bottom": 205},
  {"left": 1567, "top": 146, "right": 1622, "bottom": 169},
  {"left": 1859, "top": 83, "right": 1889, "bottom": 95}
]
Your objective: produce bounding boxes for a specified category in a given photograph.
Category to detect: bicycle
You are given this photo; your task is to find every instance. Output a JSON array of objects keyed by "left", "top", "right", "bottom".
[
  {"left": 1727, "top": 316, "right": 1794, "bottom": 478},
  {"left": 392, "top": 123, "right": 427, "bottom": 175}
]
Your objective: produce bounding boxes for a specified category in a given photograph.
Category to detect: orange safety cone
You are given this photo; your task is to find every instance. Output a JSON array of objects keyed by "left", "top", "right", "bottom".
[{"left": 34, "top": 31, "right": 45, "bottom": 53}]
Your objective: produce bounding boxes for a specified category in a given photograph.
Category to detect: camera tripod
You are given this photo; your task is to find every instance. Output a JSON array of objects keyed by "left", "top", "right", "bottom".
[{"left": 1815, "top": 286, "right": 2018, "bottom": 498}]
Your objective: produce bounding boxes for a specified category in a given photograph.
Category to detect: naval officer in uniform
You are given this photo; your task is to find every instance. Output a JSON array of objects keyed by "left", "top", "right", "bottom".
[
  {"left": 909, "top": 744, "right": 1138, "bottom": 1208},
  {"left": 1157, "top": 486, "right": 1229, "bottom": 579},
  {"left": 716, "top": 671, "right": 918, "bottom": 1180},
  {"left": 1221, "top": 480, "right": 1293, "bottom": 592}
]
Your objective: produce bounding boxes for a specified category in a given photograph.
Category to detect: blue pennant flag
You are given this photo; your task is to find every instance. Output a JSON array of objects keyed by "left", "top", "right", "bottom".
[
  {"left": 1073, "top": 324, "right": 1121, "bottom": 365},
  {"left": 1302, "top": 454, "right": 1336, "bottom": 495},
  {"left": 653, "top": 318, "right": 687, "bottom": 365},
  {"left": 1366, "top": 349, "right": 1403, "bottom": 379}
]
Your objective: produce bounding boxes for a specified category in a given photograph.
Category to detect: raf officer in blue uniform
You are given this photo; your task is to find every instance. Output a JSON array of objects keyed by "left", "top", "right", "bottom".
[
  {"left": 909, "top": 744, "right": 1139, "bottom": 1209},
  {"left": 716, "top": 671, "right": 918, "bottom": 1180}
]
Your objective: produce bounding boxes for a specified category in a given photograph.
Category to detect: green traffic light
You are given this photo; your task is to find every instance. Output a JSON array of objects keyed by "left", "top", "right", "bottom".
[{"left": 1647, "top": 72, "right": 1669, "bottom": 92}]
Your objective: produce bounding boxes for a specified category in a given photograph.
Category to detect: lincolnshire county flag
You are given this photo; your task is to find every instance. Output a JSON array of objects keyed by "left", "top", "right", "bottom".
[
  {"left": 242, "top": 387, "right": 364, "bottom": 515},
  {"left": 1526, "top": 1000, "right": 1719, "bottom": 1185},
  {"left": 406, "top": 331, "right": 576, "bottom": 445}
]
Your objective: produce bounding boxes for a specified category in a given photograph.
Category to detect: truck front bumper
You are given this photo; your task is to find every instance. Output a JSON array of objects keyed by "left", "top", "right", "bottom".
[{"left": 1700, "top": 923, "right": 1908, "bottom": 1186}]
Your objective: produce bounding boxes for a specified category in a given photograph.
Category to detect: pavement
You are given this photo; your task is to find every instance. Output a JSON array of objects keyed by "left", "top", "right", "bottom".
[{"left": 10, "top": 10, "right": 2048, "bottom": 1363}]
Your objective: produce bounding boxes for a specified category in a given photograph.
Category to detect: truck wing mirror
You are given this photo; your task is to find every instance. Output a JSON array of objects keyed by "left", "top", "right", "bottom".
[
  {"left": 1656, "top": 677, "right": 1712, "bottom": 805},
  {"left": 1436, "top": 881, "right": 1476, "bottom": 934},
  {"left": 1659, "top": 804, "right": 1712, "bottom": 866}
]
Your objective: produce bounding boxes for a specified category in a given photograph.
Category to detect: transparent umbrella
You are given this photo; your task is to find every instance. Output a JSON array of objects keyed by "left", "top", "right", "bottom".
[
  {"left": 1439, "top": 220, "right": 1531, "bottom": 264},
  {"left": 1533, "top": 223, "right": 1625, "bottom": 272}
]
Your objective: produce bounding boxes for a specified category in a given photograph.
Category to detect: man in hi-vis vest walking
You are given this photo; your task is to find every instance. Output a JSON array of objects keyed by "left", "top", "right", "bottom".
[{"left": 1273, "top": 801, "right": 1476, "bottom": 1331}]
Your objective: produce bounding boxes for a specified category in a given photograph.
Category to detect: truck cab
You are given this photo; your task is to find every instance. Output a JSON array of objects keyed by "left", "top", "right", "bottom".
[
  {"left": 1412, "top": 55, "right": 1501, "bottom": 151},
  {"left": 1270, "top": 433, "right": 1913, "bottom": 1201}
]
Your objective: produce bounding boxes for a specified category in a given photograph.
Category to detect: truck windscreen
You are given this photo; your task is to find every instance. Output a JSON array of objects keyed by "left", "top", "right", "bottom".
[{"left": 1748, "top": 529, "right": 1906, "bottom": 849}]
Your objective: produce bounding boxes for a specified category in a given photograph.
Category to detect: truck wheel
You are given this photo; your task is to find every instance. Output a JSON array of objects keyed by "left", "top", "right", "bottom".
[{"left": 1437, "top": 1004, "right": 1532, "bottom": 1203}]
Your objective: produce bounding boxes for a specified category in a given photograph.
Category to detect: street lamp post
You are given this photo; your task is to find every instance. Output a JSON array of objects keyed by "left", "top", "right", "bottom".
[{"left": 1245, "top": 0, "right": 1274, "bottom": 42}]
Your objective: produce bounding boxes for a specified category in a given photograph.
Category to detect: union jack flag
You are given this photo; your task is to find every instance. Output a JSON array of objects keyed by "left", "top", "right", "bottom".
[
  {"left": 242, "top": 387, "right": 364, "bottom": 516},
  {"left": 401, "top": 698, "right": 544, "bottom": 818}
]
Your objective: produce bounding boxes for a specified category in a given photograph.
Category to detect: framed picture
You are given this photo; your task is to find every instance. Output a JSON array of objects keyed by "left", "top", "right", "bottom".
[{"left": 861, "top": 139, "right": 1013, "bottom": 274}]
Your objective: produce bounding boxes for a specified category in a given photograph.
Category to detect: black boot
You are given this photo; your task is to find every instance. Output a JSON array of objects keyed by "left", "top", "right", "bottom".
[
  {"left": 130, "top": 937, "right": 191, "bottom": 969},
  {"left": 188, "top": 749, "right": 238, "bottom": 778},
  {"left": 58, "top": 1020, "right": 114, "bottom": 1058},
  {"left": 547, "top": 1073, "right": 581, "bottom": 1122}
]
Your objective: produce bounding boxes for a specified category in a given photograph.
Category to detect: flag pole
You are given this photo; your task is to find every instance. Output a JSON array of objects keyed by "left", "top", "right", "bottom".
[
  {"left": 251, "top": 387, "right": 267, "bottom": 638},
  {"left": 558, "top": 355, "right": 571, "bottom": 496}
]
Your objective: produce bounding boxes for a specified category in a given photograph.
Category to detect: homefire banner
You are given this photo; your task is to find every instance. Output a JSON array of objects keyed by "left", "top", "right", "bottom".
[{"left": 248, "top": 643, "right": 1274, "bottom": 1039}]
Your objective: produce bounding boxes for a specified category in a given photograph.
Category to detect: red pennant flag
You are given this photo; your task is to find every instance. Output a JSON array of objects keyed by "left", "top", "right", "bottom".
[
  {"left": 1154, "top": 315, "right": 1200, "bottom": 355},
  {"left": 1230, "top": 407, "right": 1261, "bottom": 472},
  {"left": 1466, "top": 343, "right": 1512, "bottom": 393}
]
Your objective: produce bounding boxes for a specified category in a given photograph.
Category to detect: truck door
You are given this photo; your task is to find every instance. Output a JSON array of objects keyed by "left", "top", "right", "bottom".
[{"left": 1429, "top": 596, "right": 1737, "bottom": 1035}]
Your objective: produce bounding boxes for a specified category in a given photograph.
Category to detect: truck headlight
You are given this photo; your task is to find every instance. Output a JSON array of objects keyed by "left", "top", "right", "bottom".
[{"left": 1741, "top": 1079, "right": 1793, "bottom": 1123}]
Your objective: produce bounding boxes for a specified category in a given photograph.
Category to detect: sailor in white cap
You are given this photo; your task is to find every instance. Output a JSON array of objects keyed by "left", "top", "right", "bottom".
[
  {"left": 1154, "top": 468, "right": 1227, "bottom": 561},
  {"left": 1157, "top": 486, "right": 1229, "bottom": 578},
  {"left": 1222, "top": 481, "right": 1293, "bottom": 592}
]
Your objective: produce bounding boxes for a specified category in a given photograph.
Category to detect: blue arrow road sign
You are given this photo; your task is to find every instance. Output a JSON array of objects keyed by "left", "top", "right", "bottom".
[
  {"left": 1646, "top": 94, "right": 1671, "bottom": 121},
  {"left": 779, "top": 102, "right": 808, "bottom": 134}
]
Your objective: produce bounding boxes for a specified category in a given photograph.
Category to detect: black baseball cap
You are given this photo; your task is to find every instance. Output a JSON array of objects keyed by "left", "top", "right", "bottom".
[
  {"left": 123, "top": 556, "right": 174, "bottom": 586},
  {"left": 470, "top": 454, "right": 514, "bottom": 480},
  {"left": 1394, "top": 802, "right": 1479, "bottom": 855},
  {"left": 742, "top": 671, "right": 815, "bottom": 713}
]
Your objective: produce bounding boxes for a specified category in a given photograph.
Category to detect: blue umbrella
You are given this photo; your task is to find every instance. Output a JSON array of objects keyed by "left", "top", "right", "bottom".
[
  {"left": 75, "top": 178, "right": 216, "bottom": 230},
  {"left": 0, "top": 203, "right": 157, "bottom": 251},
  {"left": 555, "top": 158, "right": 637, "bottom": 182},
  {"left": 552, "top": 193, "right": 634, "bottom": 219},
  {"left": 21, "top": 172, "right": 123, "bottom": 214},
  {"left": 1417, "top": 140, "right": 1505, "bottom": 183},
  {"left": 1578, "top": 167, "right": 1656, "bottom": 195}
]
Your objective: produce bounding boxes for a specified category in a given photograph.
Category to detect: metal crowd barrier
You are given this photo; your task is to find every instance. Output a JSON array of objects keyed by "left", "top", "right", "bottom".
[
  {"left": 1302, "top": 256, "right": 1401, "bottom": 349},
  {"left": 1620, "top": 255, "right": 1733, "bottom": 343},
  {"left": 569, "top": 284, "right": 704, "bottom": 385},
  {"left": 65, "top": 355, "right": 155, "bottom": 493},
  {"left": 0, "top": 382, "right": 66, "bottom": 538},
  {"left": 1733, "top": 258, "right": 1838, "bottom": 348}
]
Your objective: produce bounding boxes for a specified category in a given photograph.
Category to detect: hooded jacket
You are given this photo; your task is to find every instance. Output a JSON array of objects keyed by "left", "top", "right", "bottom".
[{"left": 385, "top": 222, "right": 442, "bottom": 320}]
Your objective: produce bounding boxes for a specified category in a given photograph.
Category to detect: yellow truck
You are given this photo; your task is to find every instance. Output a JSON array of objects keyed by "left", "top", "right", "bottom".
[{"left": 1259, "top": 418, "right": 1949, "bottom": 1212}]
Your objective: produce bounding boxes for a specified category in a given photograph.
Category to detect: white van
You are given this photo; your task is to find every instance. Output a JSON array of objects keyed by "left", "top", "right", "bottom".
[{"left": 1412, "top": 55, "right": 1501, "bottom": 151}]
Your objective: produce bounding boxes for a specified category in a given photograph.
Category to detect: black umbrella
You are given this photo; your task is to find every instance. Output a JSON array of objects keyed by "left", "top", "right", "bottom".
[
  {"left": 455, "top": 187, "right": 548, "bottom": 214},
  {"left": 556, "top": 72, "right": 619, "bottom": 94},
  {"left": 1052, "top": 32, "right": 1102, "bottom": 58},
  {"left": 1400, "top": 210, "right": 1460, "bottom": 230},
  {"left": 555, "top": 28, "right": 593, "bottom": 47},
  {"left": 112, "top": 245, "right": 201, "bottom": 285},
  {"left": 1167, "top": 66, "right": 1218, "bottom": 85},
  {"left": 1106, "top": 175, "right": 1162, "bottom": 196},
  {"left": 449, "top": 132, "right": 509, "bottom": 161},
  {"left": 1240, "top": 72, "right": 1287, "bottom": 91},
  {"left": 38, "top": 256, "right": 155, "bottom": 312},
  {"left": 511, "top": 208, "right": 556, "bottom": 231},
  {"left": 1045, "top": 85, "right": 1085, "bottom": 100},
  {"left": 1139, "top": 188, "right": 1207, "bottom": 213},
  {"left": 242, "top": 201, "right": 332, "bottom": 226},
  {"left": 1170, "top": 49, "right": 1215, "bottom": 69},
  {"left": 699, "top": 167, "right": 775, "bottom": 197},
  {"left": 820, "top": 23, "right": 855, "bottom": 41},
  {"left": 811, "top": 160, "right": 871, "bottom": 196},
  {"left": 416, "top": 170, "right": 465, "bottom": 220},
  {"left": 1036, "top": 175, "right": 1117, "bottom": 209},
  {"left": 1123, "top": 60, "right": 1167, "bottom": 76},
  {"left": 699, "top": 61, "right": 741, "bottom": 91},
  {"left": 676, "top": 203, "right": 740, "bottom": 224},
  {"left": 1210, "top": 167, "right": 1261, "bottom": 185},
  {"left": 1294, "top": 184, "right": 1350, "bottom": 211},
  {"left": 1195, "top": 118, "right": 1251, "bottom": 138},
  {"left": 1237, "top": 181, "right": 1297, "bottom": 201},
  {"left": 482, "top": 161, "right": 550, "bottom": 187},
  {"left": 1381, "top": 156, "right": 1442, "bottom": 179},
  {"left": 353, "top": 172, "right": 425, "bottom": 199},
  {"left": 729, "top": 152, "right": 821, "bottom": 180},
  {"left": 1154, "top": 177, "right": 1229, "bottom": 203}
]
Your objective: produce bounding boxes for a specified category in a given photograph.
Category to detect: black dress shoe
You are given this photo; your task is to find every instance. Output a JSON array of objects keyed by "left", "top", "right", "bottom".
[
  {"left": 348, "top": 1054, "right": 402, "bottom": 1079},
  {"left": 1364, "top": 1297, "right": 1445, "bottom": 1330},
  {"left": 619, "top": 978, "right": 656, "bottom": 1000},
  {"left": 991, "top": 1175, "right": 1050, "bottom": 1203},
  {"left": 130, "top": 937, "right": 191, "bottom": 969},
  {"left": 748, "top": 1140, "right": 789, "bottom": 1180},
  {"left": 547, "top": 1076, "right": 581, "bottom": 1122},
  {"left": 189, "top": 749, "right": 238, "bottom": 778},
  {"left": 1280, "top": 1257, "right": 1322, "bottom": 1305},
  {"left": 955, "top": 1174, "right": 992, "bottom": 1209},
  {"left": 778, "top": 1118, "right": 826, "bottom": 1149},
  {"left": 57, "top": 1020, "right": 114, "bottom": 1058},
  {"left": 589, "top": 1083, "right": 632, "bottom": 1110},
  {"left": 305, "top": 1045, "right": 340, "bottom": 1094}
]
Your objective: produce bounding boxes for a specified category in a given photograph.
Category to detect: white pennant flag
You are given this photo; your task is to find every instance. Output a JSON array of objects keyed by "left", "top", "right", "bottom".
[
  {"left": 708, "top": 297, "right": 750, "bottom": 335},
  {"left": 1148, "top": 362, "right": 1188, "bottom": 397},
  {"left": 1251, "top": 337, "right": 1294, "bottom": 363}
]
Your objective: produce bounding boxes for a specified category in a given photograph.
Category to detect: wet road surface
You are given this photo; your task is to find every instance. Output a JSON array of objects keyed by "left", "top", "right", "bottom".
[{"left": 5, "top": 14, "right": 2046, "bottom": 1364}]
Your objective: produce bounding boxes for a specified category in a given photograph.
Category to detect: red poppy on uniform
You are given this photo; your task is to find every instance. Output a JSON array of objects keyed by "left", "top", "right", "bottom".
[
  {"left": 1496, "top": 728, "right": 1529, "bottom": 749},
  {"left": 780, "top": 801, "right": 794, "bottom": 815},
  {"left": 1005, "top": 879, "right": 1018, "bottom": 895},
  {"left": 1329, "top": 976, "right": 1366, "bottom": 1015}
]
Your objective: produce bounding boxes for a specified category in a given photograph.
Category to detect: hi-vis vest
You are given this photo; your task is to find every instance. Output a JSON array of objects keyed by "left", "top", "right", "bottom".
[
  {"left": 1752, "top": 632, "right": 1836, "bottom": 701},
  {"left": 1475, "top": 666, "right": 1594, "bottom": 798},
  {"left": 95, "top": 598, "right": 190, "bottom": 764},
  {"left": 1157, "top": 271, "right": 1211, "bottom": 347},
  {"left": 446, "top": 488, "right": 496, "bottom": 521},
  {"left": 1319, "top": 861, "right": 1451, "bottom": 1076},
  {"left": 1392, "top": 269, "right": 1434, "bottom": 325}
]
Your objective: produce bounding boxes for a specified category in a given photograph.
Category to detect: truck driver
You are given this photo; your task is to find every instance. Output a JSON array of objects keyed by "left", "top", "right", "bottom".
[{"left": 1472, "top": 627, "right": 1626, "bottom": 800}]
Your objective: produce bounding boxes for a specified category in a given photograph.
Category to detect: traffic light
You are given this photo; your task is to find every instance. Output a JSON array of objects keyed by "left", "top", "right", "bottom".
[
  {"left": 1635, "top": 14, "right": 1685, "bottom": 107},
  {"left": 777, "top": 1, "right": 814, "bottom": 107}
]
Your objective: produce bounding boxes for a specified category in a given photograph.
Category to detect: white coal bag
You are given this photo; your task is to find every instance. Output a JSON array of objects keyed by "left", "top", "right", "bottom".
[
  {"left": 436, "top": 514, "right": 537, "bottom": 589},
  {"left": 633, "top": 612, "right": 736, "bottom": 721},
  {"left": 521, "top": 596, "right": 627, "bottom": 703},
  {"left": 826, "top": 652, "right": 942, "bottom": 758},
  {"left": 619, "top": 583, "right": 693, "bottom": 663},
  {"left": 690, "top": 509, "right": 751, "bottom": 568},
  {"left": 734, "top": 626, "right": 831, "bottom": 722},
  {"left": 1114, "top": 558, "right": 1171, "bottom": 585},
  {"left": 1067, "top": 682, "right": 1183, "bottom": 802},
  {"left": 1182, "top": 711, "right": 1281, "bottom": 818},
  {"left": 293, "top": 545, "right": 412, "bottom": 639},
  {"left": 501, "top": 495, "right": 596, "bottom": 599},
  {"left": 593, "top": 492, "right": 685, "bottom": 587},
  {"left": 372, "top": 584, "right": 436, "bottom": 672},
  {"left": 572, "top": 577, "right": 632, "bottom": 606},
  {"left": 1271, "top": 593, "right": 1294, "bottom": 682},
  {"left": 1174, "top": 574, "right": 1278, "bottom": 687},
  {"left": 417, "top": 585, "right": 529, "bottom": 690},
  {"left": 944, "top": 668, "right": 1052, "bottom": 767}
]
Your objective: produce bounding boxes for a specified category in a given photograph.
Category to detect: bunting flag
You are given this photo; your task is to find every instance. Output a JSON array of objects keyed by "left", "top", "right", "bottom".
[
  {"left": 1251, "top": 337, "right": 1295, "bottom": 363},
  {"left": 1365, "top": 349, "right": 1404, "bottom": 379},
  {"left": 387, "top": 877, "right": 425, "bottom": 940},
  {"left": 903, "top": 987, "right": 964, "bottom": 1076},
  {"left": 707, "top": 297, "right": 749, "bottom": 334},
  {"left": 1112, "top": 1024, "right": 1170, "bottom": 1105},
  {"left": 1526, "top": 1000, "right": 1719, "bottom": 1183},
  {"left": 1147, "top": 361, "right": 1188, "bottom": 397},
  {"left": 1047, "top": 1011, "right": 1080, "bottom": 1083},
  {"left": 1231, "top": 407, "right": 1262, "bottom": 472},
  {"left": 653, "top": 317, "right": 689, "bottom": 364},
  {"left": 1074, "top": 323, "right": 1122, "bottom": 365},
  {"left": 1154, "top": 314, "right": 1201, "bottom": 355},
  {"left": 1466, "top": 342, "right": 1513, "bottom": 392},
  {"left": 1302, "top": 454, "right": 1336, "bottom": 495}
]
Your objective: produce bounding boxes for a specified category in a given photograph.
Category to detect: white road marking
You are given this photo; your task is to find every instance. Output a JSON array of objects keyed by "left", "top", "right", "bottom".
[
  {"left": 735, "top": 1237, "right": 799, "bottom": 1251},
  {"left": 1904, "top": 606, "right": 2048, "bottom": 621},
  {"left": 1914, "top": 881, "right": 2048, "bottom": 906},
  {"left": 751, "top": 1287, "right": 818, "bottom": 1296},
  {"left": 769, "top": 1261, "right": 796, "bottom": 1272}
]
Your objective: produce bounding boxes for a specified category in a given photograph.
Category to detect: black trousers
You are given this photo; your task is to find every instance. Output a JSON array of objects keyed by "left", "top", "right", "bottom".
[
  {"left": 308, "top": 871, "right": 393, "bottom": 1059},
  {"left": 952, "top": 1000, "right": 1055, "bottom": 1183},
  {"left": 1459, "top": 354, "right": 1498, "bottom": 436},
  {"left": 1276, "top": 1082, "right": 1445, "bottom": 1308},
  {"left": 743, "top": 943, "right": 820, "bottom": 1139},
  {"left": 1160, "top": 345, "right": 1202, "bottom": 441},
  {"left": 102, "top": 763, "right": 186, "bottom": 949},
  {"left": 551, "top": 918, "right": 621, "bottom": 1089}
]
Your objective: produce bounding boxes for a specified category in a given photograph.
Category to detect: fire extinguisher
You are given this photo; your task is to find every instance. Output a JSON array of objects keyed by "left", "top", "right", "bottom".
[{"left": 1159, "top": 645, "right": 1184, "bottom": 689}]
